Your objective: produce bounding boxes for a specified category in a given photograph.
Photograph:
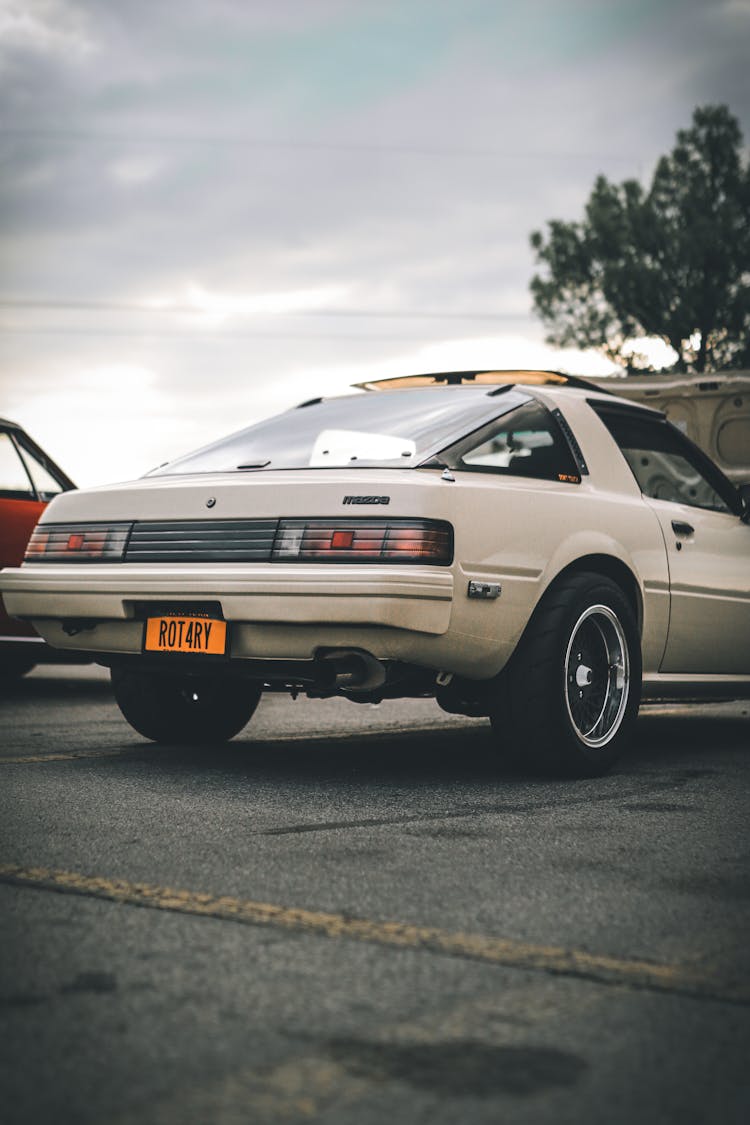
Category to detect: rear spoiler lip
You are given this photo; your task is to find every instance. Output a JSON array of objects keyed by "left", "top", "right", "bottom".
[{"left": 353, "top": 370, "right": 614, "bottom": 394}]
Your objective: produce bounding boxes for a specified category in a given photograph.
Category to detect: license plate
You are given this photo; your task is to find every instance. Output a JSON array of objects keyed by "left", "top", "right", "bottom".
[{"left": 144, "top": 615, "right": 227, "bottom": 656}]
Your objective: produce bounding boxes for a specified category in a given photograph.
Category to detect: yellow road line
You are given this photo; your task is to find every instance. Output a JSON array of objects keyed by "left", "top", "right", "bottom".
[{"left": 0, "top": 862, "right": 745, "bottom": 1006}]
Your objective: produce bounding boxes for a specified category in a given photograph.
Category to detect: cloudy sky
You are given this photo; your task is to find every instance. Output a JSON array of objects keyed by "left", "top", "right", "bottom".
[{"left": 1, "top": 0, "right": 748, "bottom": 485}]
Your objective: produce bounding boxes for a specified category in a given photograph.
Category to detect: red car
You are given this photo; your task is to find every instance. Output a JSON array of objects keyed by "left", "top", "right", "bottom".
[{"left": 0, "top": 417, "right": 76, "bottom": 679}]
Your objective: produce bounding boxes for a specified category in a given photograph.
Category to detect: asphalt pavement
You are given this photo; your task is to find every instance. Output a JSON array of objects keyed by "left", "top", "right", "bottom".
[{"left": 1, "top": 665, "right": 749, "bottom": 1124}]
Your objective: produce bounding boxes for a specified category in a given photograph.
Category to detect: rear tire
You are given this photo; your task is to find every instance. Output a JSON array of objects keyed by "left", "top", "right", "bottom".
[
  {"left": 111, "top": 667, "right": 262, "bottom": 745},
  {"left": 0, "top": 656, "right": 36, "bottom": 684},
  {"left": 490, "top": 571, "right": 641, "bottom": 777}
]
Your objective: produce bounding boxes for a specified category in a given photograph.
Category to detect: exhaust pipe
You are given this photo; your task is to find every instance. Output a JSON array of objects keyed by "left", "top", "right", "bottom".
[{"left": 318, "top": 649, "right": 387, "bottom": 692}]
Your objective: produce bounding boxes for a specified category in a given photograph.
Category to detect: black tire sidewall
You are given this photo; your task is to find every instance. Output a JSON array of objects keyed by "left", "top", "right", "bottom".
[
  {"left": 552, "top": 578, "right": 641, "bottom": 772},
  {"left": 0, "top": 657, "right": 37, "bottom": 685},
  {"left": 500, "top": 573, "right": 641, "bottom": 776},
  {"left": 111, "top": 667, "right": 261, "bottom": 744}
]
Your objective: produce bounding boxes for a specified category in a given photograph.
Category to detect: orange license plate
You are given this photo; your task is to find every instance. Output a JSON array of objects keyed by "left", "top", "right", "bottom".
[{"left": 144, "top": 615, "right": 227, "bottom": 655}]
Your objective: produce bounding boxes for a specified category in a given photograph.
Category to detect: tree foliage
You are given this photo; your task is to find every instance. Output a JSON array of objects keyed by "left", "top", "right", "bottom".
[{"left": 530, "top": 105, "right": 750, "bottom": 372}]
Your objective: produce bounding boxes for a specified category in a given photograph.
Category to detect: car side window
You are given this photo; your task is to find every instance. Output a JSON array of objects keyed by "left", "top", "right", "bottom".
[
  {"left": 448, "top": 401, "right": 581, "bottom": 483},
  {"left": 0, "top": 432, "right": 36, "bottom": 500},
  {"left": 593, "top": 406, "right": 737, "bottom": 515},
  {"left": 17, "top": 444, "right": 65, "bottom": 501}
]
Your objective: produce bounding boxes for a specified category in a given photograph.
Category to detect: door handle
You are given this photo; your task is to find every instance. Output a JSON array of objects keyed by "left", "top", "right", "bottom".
[{"left": 671, "top": 520, "right": 694, "bottom": 537}]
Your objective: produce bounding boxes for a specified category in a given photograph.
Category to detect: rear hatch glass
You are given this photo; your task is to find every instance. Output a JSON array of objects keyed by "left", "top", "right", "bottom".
[{"left": 149, "top": 387, "right": 530, "bottom": 475}]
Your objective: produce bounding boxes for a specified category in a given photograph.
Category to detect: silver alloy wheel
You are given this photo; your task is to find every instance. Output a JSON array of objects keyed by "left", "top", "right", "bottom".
[{"left": 564, "top": 604, "right": 630, "bottom": 748}]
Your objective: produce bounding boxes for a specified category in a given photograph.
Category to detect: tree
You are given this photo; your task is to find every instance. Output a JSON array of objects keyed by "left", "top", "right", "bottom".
[{"left": 529, "top": 105, "right": 750, "bottom": 373}]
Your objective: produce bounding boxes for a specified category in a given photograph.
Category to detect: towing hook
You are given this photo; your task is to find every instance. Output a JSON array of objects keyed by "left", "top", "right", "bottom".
[{"left": 62, "top": 619, "right": 99, "bottom": 637}]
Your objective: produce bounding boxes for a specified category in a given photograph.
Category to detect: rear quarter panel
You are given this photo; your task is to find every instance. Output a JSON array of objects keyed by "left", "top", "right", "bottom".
[{"left": 446, "top": 473, "right": 669, "bottom": 677}]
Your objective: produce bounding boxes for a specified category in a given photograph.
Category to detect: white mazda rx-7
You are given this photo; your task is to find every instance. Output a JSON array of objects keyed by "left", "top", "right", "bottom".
[{"left": 2, "top": 370, "right": 749, "bottom": 776}]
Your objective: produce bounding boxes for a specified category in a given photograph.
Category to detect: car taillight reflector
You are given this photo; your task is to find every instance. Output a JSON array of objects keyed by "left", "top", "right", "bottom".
[
  {"left": 25, "top": 522, "right": 133, "bottom": 562},
  {"left": 272, "top": 519, "right": 453, "bottom": 564}
]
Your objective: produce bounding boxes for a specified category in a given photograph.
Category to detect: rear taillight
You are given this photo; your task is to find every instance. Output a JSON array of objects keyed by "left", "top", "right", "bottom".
[
  {"left": 25, "top": 523, "right": 132, "bottom": 562},
  {"left": 23, "top": 518, "right": 453, "bottom": 564},
  {"left": 272, "top": 519, "right": 453, "bottom": 564}
]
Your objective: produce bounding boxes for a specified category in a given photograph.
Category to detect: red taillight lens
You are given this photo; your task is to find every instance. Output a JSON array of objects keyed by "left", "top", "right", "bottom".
[
  {"left": 24, "top": 529, "right": 50, "bottom": 558},
  {"left": 272, "top": 519, "right": 452, "bottom": 564},
  {"left": 331, "top": 530, "right": 355, "bottom": 549},
  {"left": 24, "top": 523, "right": 133, "bottom": 562}
]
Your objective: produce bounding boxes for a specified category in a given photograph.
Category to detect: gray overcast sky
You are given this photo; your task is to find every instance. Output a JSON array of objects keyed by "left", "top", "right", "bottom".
[{"left": 1, "top": 0, "right": 748, "bottom": 484}]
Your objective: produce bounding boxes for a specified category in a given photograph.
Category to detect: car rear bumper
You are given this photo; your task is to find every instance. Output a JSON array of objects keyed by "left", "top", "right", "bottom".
[
  {"left": 1, "top": 562, "right": 453, "bottom": 628},
  {"left": 0, "top": 562, "right": 460, "bottom": 667}
]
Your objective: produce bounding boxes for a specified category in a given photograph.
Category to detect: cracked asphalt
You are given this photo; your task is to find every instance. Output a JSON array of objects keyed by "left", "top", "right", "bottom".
[{"left": 1, "top": 665, "right": 749, "bottom": 1124}]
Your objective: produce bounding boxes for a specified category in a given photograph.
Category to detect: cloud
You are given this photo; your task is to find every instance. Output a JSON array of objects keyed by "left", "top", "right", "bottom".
[
  {"left": 0, "top": 0, "right": 95, "bottom": 62},
  {"left": 0, "top": 0, "right": 747, "bottom": 483}
]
